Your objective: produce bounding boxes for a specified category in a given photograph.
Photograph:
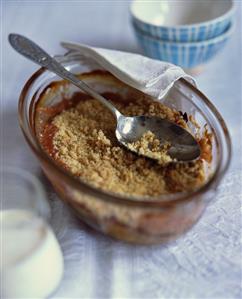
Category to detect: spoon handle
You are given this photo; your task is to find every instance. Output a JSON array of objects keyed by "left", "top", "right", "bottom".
[{"left": 9, "top": 34, "right": 121, "bottom": 119}]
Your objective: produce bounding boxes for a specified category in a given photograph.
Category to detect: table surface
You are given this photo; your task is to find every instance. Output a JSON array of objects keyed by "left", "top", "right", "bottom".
[{"left": 2, "top": 1, "right": 242, "bottom": 298}]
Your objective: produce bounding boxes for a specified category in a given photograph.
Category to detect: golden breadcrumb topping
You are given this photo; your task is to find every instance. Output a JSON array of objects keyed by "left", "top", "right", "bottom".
[
  {"left": 40, "top": 93, "right": 206, "bottom": 197},
  {"left": 127, "top": 131, "right": 173, "bottom": 165}
]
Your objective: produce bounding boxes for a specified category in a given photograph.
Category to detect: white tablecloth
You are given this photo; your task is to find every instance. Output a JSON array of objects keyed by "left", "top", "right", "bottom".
[{"left": 2, "top": 1, "right": 242, "bottom": 298}]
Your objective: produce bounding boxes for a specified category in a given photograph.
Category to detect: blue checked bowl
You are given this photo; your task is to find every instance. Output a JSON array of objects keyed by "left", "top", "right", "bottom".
[
  {"left": 131, "top": 0, "right": 235, "bottom": 42},
  {"left": 134, "top": 23, "right": 234, "bottom": 69}
]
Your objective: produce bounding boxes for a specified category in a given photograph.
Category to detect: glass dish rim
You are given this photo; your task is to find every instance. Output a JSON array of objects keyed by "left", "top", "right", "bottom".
[{"left": 18, "top": 62, "right": 232, "bottom": 209}]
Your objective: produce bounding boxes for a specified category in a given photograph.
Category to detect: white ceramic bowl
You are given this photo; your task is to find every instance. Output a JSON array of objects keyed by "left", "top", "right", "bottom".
[
  {"left": 133, "top": 22, "right": 234, "bottom": 69},
  {"left": 131, "top": 0, "right": 235, "bottom": 42}
]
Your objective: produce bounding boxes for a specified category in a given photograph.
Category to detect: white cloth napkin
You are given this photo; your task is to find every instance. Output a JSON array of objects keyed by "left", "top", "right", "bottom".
[{"left": 61, "top": 42, "right": 196, "bottom": 100}]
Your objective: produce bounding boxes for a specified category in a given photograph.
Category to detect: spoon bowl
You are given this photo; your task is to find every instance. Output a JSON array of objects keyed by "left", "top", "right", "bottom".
[
  {"left": 116, "top": 115, "right": 200, "bottom": 161},
  {"left": 9, "top": 33, "right": 200, "bottom": 162}
]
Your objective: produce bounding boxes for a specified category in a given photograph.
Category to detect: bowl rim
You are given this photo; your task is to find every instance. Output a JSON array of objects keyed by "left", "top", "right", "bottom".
[
  {"left": 133, "top": 20, "right": 234, "bottom": 46},
  {"left": 130, "top": 0, "right": 235, "bottom": 30},
  {"left": 18, "top": 64, "right": 232, "bottom": 209}
]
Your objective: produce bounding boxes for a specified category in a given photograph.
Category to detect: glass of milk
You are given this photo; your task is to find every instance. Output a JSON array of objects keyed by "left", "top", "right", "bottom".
[{"left": 0, "top": 167, "right": 64, "bottom": 298}]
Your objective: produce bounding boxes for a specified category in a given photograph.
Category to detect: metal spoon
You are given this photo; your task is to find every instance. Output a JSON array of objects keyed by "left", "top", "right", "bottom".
[{"left": 9, "top": 33, "right": 200, "bottom": 162}]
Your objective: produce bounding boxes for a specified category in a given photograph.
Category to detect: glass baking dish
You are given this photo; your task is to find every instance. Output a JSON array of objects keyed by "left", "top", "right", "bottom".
[{"left": 18, "top": 54, "right": 231, "bottom": 244}]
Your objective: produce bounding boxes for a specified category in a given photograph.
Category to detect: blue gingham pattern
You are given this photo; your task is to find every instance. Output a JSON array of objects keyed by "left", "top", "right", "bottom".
[
  {"left": 134, "top": 24, "right": 233, "bottom": 69},
  {"left": 132, "top": 11, "right": 234, "bottom": 42}
]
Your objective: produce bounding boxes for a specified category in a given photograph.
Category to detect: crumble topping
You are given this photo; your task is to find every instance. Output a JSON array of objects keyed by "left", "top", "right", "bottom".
[
  {"left": 40, "top": 93, "right": 206, "bottom": 197},
  {"left": 127, "top": 131, "right": 173, "bottom": 165}
]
